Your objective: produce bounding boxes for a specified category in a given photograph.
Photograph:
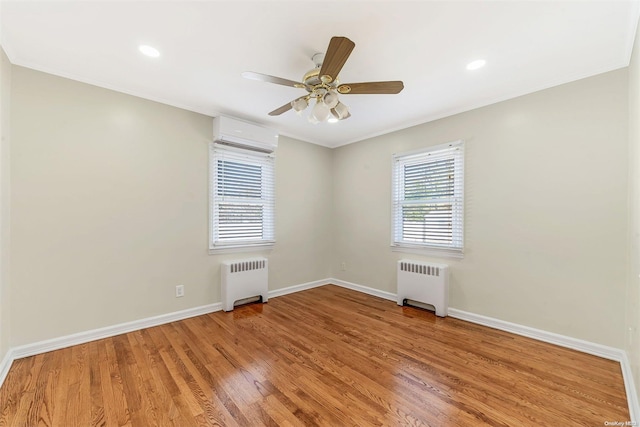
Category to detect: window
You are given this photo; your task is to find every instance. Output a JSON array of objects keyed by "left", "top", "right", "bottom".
[
  {"left": 391, "top": 140, "right": 464, "bottom": 257},
  {"left": 209, "top": 143, "right": 275, "bottom": 253}
]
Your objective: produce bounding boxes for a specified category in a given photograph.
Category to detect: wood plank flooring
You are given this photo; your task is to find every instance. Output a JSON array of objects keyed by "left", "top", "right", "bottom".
[{"left": 0, "top": 285, "right": 630, "bottom": 426}]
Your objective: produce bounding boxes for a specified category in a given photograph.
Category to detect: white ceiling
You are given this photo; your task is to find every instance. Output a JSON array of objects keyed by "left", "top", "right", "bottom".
[{"left": 2, "top": 1, "right": 639, "bottom": 148}]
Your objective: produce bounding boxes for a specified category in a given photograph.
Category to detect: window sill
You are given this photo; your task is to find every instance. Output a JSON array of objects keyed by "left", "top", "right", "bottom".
[
  {"left": 391, "top": 244, "right": 464, "bottom": 259},
  {"left": 209, "top": 243, "right": 274, "bottom": 255}
]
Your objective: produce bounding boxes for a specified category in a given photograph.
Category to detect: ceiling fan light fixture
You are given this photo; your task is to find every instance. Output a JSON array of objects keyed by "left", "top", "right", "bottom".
[
  {"left": 291, "top": 97, "right": 308, "bottom": 112},
  {"left": 244, "top": 36, "right": 404, "bottom": 122},
  {"left": 323, "top": 90, "right": 339, "bottom": 109},
  {"left": 331, "top": 101, "right": 350, "bottom": 120},
  {"left": 311, "top": 99, "right": 331, "bottom": 122}
]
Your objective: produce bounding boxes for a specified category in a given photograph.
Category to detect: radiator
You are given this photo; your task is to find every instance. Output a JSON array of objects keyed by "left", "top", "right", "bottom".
[
  {"left": 221, "top": 258, "right": 269, "bottom": 312},
  {"left": 397, "top": 259, "right": 449, "bottom": 317}
]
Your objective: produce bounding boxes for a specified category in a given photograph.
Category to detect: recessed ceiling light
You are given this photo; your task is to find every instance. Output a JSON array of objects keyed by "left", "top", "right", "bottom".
[
  {"left": 466, "top": 59, "right": 486, "bottom": 70},
  {"left": 139, "top": 45, "right": 160, "bottom": 58}
]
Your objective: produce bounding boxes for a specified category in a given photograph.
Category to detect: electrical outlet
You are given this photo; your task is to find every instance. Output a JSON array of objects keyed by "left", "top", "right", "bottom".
[
  {"left": 176, "top": 285, "right": 185, "bottom": 298},
  {"left": 341, "top": 262, "right": 347, "bottom": 271}
]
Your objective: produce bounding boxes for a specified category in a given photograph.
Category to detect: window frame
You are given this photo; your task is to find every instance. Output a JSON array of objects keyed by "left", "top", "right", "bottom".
[
  {"left": 390, "top": 140, "right": 464, "bottom": 259},
  {"left": 209, "top": 142, "right": 275, "bottom": 254}
]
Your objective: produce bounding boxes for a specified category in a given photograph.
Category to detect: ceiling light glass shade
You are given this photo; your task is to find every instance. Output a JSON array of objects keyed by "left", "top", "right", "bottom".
[
  {"left": 291, "top": 97, "right": 308, "bottom": 112},
  {"left": 311, "top": 99, "right": 331, "bottom": 122},
  {"left": 327, "top": 117, "right": 339, "bottom": 123},
  {"left": 323, "top": 91, "right": 339, "bottom": 109},
  {"left": 331, "top": 101, "right": 350, "bottom": 120},
  {"left": 308, "top": 114, "right": 320, "bottom": 124},
  {"left": 466, "top": 59, "right": 486, "bottom": 70},
  {"left": 139, "top": 45, "right": 160, "bottom": 58}
]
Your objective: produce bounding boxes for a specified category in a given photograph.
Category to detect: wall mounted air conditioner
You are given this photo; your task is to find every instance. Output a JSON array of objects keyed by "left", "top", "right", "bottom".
[{"left": 213, "top": 116, "right": 279, "bottom": 152}]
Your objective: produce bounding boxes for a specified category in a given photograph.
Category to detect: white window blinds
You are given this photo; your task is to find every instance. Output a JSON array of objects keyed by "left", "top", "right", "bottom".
[
  {"left": 392, "top": 141, "right": 464, "bottom": 255},
  {"left": 210, "top": 143, "right": 275, "bottom": 251}
]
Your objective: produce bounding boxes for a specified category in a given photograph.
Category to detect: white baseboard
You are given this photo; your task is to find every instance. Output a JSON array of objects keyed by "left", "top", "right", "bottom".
[
  {"left": 447, "top": 308, "right": 625, "bottom": 362},
  {"left": 11, "top": 302, "right": 222, "bottom": 360},
  {"left": 1, "top": 277, "right": 637, "bottom": 423},
  {"left": 268, "top": 279, "right": 328, "bottom": 299},
  {"left": 7, "top": 281, "right": 334, "bottom": 364},
  {"left": 621, "top": 351, "right": 640, "bottom": 423},
  {"left": 5, "top": 279, "right": 332, "bottom": 365},
  {"left": 329, "top": 278, "right": 397, "bottom": 302},
  {"left": 0, "top": 348, "right": 14, "bottom": 389},
  {"left": 3, "top": 278, "right": 335, "bottom": 365}
]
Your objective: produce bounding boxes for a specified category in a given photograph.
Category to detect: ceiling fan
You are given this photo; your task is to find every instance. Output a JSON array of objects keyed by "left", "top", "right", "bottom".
[{"left": 242, "top": 36, "right": 404, "bottom": 123}]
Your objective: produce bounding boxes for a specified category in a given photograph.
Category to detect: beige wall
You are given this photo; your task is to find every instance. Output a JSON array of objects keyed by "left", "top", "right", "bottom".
[
  {"left": 333, "top": 69, "right": 629, "bottom": 348},
  {"left": 5, "top": 60, "right": 632, "bottom": 351},
  {"left": 0, "top": 47, "right": 10, "bottom": 360},
  {"left": 271, "top": 137, "right": 334, "bottom": 286},
  {"left": 9, "top": 66, "right": 333, "bottom": 346},
  {"left": 626, "top": 18, "right": 640, "bottom": 397}
]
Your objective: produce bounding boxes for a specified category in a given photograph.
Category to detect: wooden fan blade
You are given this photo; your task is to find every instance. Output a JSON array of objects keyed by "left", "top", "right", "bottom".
[
  {"left": 268, "top": 102, "right": 293, "bottom": 116},
  {"left": 337, "top": 81, "right": 404, "bottom": 95},
  {"left": 319, "top": 37, "right": 355, "bottom": 83},
  {"left": 242, "top": 71, "right": 304, "bottom": 88},
  {"left": 269, "top": 96, "right": 308, "bottom": 116}
]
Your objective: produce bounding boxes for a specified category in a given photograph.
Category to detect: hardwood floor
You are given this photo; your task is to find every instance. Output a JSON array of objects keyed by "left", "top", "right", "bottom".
[{"left": 0, "top": 285, "right": 630, "bottom": 426}]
